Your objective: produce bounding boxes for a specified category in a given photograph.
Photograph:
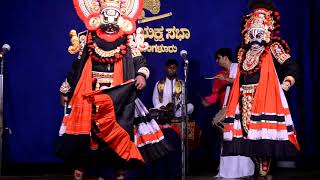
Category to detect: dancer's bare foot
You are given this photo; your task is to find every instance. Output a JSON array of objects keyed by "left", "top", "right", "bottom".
[
  {"left": 74, "top": 169, "right": 84, "bottom": 180},
  {"left": 116, "top": 170, "right": 126, "bottom": 180},
  {"left": 259, "top": 158, "right": 271, "bottom": 177}
]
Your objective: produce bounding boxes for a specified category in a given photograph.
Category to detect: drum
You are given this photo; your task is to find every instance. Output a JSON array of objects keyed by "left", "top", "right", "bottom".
[
  {"left": 212, "top": 107, "right": 226, "bottom": 132},
  {"left": 149, "top": 108, "right": 201, "bottom": 149},
  {"left": 149, "top": 104, "right": 174, "bottom": 125},
  {"left": 171, "top": 119, "right": 201, "bottom": 150}
]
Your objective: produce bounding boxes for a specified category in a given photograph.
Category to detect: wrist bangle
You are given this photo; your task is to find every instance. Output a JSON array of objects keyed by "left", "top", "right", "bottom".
[
  {"left": 136, "top": 72, "right": 146, "bottom": 79},
  {"left": 283, "top": 76, "right": 295, "bottom": 86}
]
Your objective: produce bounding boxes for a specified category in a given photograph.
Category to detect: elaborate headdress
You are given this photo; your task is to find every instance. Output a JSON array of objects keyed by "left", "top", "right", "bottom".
[
  {"left": 241, "top": 0, "right": 281, "bottom": 45},
  {"left": 237, "top": 0, "right": 291, "bottom": 66},
  {"left": 72, "top": 0, "right": 144, "bottom": 42}
]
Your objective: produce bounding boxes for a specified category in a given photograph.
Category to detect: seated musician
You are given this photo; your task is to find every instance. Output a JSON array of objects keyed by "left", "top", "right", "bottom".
[
  {"left": 150, "top": 58, "right": 194, "bottom": 179},
  {"left": 152, "top": 59, "right": 194, "bottom": 124}
]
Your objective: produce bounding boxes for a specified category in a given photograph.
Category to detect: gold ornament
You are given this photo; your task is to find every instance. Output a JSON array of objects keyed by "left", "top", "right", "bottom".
[{"left": 68, "top": 30, "right": 80, "bottom": 54}]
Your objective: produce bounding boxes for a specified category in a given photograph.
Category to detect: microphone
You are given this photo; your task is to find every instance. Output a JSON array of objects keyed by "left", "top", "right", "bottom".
[
  {"left": 0, "top": 44, "right": 11, "bottom": 59},
  {"left": 180, "top": 50, "right": 189, "bottom": 64}
]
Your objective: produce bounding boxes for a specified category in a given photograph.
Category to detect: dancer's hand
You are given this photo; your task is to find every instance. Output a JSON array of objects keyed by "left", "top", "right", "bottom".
[
  {"left": 213, "top": 74, "right": 233, "bottom": 84},
  {"left": 135, "top": 75, "right": 146, "bottom": 90},
  {"left": 281, "top": 81, "right": 291, "bottom": 91},
  {"left": 201, "top": 98, "right": 210, "bottom": 107},
  {"left": 212, "top": 74, "right": 226, "bottom": 80}
]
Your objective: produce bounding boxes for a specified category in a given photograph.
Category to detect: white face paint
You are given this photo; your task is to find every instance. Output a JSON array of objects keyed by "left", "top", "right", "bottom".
[
  {"left": 247, "top": 27, "right": 267, "bottom": 50},
  {"left": 101, "top": 8, "right": 121, "bottom": 25},
  {"left": 100, "top": 8, "right": 121, "bottom": 33},
  {"left": 248, "top": 28, "right": 266, "bottom": 44}
]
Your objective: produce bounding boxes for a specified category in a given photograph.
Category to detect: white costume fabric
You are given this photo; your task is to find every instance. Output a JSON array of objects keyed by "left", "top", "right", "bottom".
[
  {"left": 216, "top": 63, "right": 255, "bottom": 178},
  {"left": 152, "top": 78, "right": 194, "bottom": 117}
]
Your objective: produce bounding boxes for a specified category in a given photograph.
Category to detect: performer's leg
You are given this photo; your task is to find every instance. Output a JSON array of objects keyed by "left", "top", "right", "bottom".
[
  {"left": 259, "top": 157, "right": 272, "bottom": 177},
  {"left": 252, "top": 157, "right": 272, "bottom": 177},
  {"left": 74, "top": 169, "right": 85, "bottom": 180},
  {"left": 115, "top": 169, "right": 126, "bottom": 180},
  {"left": 73, "top": 158, "right": 89, "bottom": 180},
  {"left": 111, "top": 153, "right": 129, "bottom": 180},
  {"left": 68, "top": 151, "right": 92, "bottom": 180}
]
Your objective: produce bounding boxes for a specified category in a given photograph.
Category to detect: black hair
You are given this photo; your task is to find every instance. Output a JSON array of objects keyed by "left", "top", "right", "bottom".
[
  {"left": 215, "top": 48, "right": 233, "bottom": 62},
  {"left": 248, "top": 0, "right": 277, "bottom": 12},
  {"left": 165, "top": 59, "right": 179, "bottom": 67}
]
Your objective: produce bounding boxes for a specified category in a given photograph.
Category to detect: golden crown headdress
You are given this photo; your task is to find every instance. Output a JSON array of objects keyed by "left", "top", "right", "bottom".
[
  {"left": 72, "top": 0, "right": 144, "bottom": 30},
  {"left": 243, "top": 8, "right": 275, "bottom": 33},
  {"left": 99, "top": 0, "right": 121, "bottom": 11},
  {"left": 241, "top": 0, "right": 281, "bottom": 35}
]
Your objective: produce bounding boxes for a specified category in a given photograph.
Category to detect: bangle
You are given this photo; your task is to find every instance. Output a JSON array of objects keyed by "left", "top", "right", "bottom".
[
  {"left": 137, "top": 67, "right": 150, "bottom": 79},
  {"left": 283, "top": 76, "right": 295, "bottom": 86},
  {"left": 136, "top": 73, "right": 146, "bottom": 79}
]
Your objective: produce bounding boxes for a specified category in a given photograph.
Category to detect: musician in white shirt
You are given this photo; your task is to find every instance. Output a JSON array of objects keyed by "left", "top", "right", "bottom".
[{"left": 152, "top": 59, "right": 194, "bottom": 118}]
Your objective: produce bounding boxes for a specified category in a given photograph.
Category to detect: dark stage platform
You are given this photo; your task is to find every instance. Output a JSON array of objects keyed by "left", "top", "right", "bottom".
[{"left": 1, "top": 169, "right": 320, "bottom": 180}]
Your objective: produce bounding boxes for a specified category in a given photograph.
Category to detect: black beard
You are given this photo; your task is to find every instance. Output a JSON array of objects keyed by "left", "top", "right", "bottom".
[
  {"left": 100, "top": 23, "right": 119, "bottom": 34},
  {"left": 249, "top": 41, "right": 266, "bottom": 47},
  {"left": 167, "top": 74, "right": 177, "bottom": 79}
]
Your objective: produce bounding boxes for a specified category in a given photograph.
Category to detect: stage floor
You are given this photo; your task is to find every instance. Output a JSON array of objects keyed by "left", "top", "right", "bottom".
[
  {"left": 1, "top": 161, "right": 320, "bottom": 180},
  {"left": 1, "top": 170, "right": 320, "bottom": 180}
]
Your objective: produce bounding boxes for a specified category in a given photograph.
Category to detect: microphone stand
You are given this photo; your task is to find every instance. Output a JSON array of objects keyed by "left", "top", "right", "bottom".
[
  {"left": 181, "top": 58, "right": 189, "bottom": 180},
  {"left": 0, "top": 57, "right": 4, "bottom": 175}
]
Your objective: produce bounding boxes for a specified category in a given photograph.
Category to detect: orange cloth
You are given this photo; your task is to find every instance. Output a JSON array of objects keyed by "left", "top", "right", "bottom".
[{"left": 63, "top": 57, "right": 93, "bottom": 134}]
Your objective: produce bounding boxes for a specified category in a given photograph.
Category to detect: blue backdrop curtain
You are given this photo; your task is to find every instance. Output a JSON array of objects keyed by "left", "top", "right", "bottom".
[{"left": 0, "top": 0, "right": 319, "bottom": 169}]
